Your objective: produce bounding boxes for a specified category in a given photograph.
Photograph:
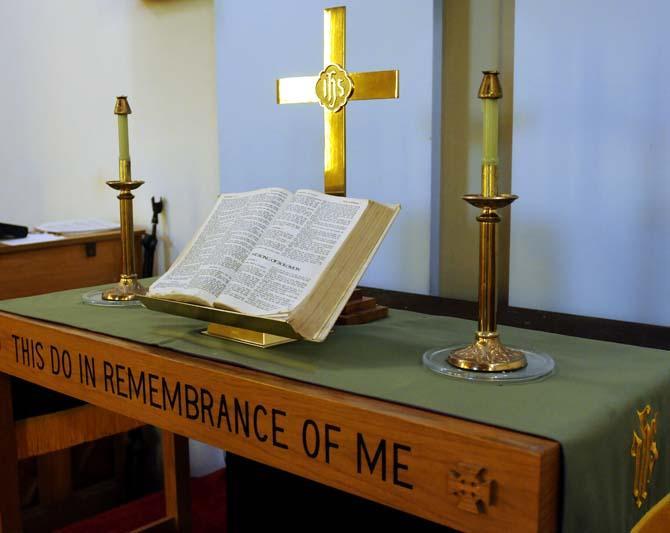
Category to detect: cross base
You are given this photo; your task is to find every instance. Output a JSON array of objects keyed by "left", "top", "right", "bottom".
[{"left": 336, "top": 289, "right": 388, "bottom": 325}]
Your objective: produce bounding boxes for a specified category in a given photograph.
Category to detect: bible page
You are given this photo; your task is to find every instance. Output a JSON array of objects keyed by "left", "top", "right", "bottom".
[
  {"left": 214, "top": 189, "right": 367, "bottom": 315},
  {"left": 148, "top": 188, "right": 291, "bottom": 306}
]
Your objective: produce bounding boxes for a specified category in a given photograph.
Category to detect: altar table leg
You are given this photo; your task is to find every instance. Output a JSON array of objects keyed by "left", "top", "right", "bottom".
[
  {"left": 162, "top": 430, "right": 191, "bottom": 532},
  {"left": 37, "top": 448, "right": 72, "bottom": 504},
  {"left": 0, "top": 373, "right": 22, "bottom": 533}
]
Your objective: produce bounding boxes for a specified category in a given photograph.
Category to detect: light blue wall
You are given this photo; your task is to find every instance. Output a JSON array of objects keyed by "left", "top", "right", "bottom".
[
  {"left": 510, "top": 0, "right": 670, "bottom": 325},
  {"left": 215, "top": 0, "right": 442, "bottom": 294}
]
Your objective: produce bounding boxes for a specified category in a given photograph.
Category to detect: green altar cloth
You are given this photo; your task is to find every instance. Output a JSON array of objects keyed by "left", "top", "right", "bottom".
[{"left": 1, "top": 284, "right": 668, "bottom": 532}]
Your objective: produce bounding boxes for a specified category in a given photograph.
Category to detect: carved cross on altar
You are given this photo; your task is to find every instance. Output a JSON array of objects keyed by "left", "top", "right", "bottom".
[
  {"left": 276, "top": 6, "right": 399, "bottom": 196},
  {"left": 448, "top": 463, "right": 494, "bottom": 514}
]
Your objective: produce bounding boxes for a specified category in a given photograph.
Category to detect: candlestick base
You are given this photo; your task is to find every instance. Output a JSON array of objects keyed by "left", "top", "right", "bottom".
[
  {"left": 82, "top": 289, "right": 142, "bottom": 307},
  {"left": 447, "top": 332, "right": 527, "bottom": 372},
  {"left": 423, "top": 344, "right": 554, "bottom": 384},
  {"left": 101, "top": 275, "right": 147, "bottom": 302}
]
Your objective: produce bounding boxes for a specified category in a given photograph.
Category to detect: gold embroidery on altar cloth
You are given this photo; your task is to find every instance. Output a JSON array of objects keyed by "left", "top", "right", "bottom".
[{"left": 631, "top": 405, "right": 659, "bottom": 508}]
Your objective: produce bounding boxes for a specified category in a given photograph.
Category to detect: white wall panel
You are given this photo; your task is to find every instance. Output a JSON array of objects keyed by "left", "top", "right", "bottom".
[{"left": 510, "top": 0, "right": 670, "bottom": 325}]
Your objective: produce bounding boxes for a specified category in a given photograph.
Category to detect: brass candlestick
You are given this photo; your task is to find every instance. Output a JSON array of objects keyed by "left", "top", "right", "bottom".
[
  {"left": 423, "top": 72, "right": 554, "bottom": 382},
  {"left": 447, "top": 194, "right": 524, "bottom": 371},
  {"left": 102, "top": 96, "right": 146, "bottom": 302},
  {"left": 447, "top": 72, "right": 524, "bottom": 372}
]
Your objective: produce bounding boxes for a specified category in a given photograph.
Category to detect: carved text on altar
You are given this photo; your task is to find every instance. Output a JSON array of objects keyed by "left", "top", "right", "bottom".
[{"left": 8, "top": 333, "right": 414, "bottom": 490}]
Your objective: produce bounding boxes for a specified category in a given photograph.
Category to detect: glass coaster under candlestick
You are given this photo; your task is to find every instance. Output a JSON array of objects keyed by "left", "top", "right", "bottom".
[
  {"left": 82, "top": 289, "right": 142, "bottom": 307},
  {"left": 423, "top": 345, "right": 555, "bottom": 384}
]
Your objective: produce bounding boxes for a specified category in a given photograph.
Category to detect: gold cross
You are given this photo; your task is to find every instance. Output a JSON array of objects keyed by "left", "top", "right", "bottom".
[{"left": 276, "top": 6, "right": 399, "bottom": 196}]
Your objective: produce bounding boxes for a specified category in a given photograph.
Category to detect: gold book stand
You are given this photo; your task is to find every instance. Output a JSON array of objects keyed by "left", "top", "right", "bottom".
[{"left": 137, "top": 296, "right": 301, "bottom": 348}]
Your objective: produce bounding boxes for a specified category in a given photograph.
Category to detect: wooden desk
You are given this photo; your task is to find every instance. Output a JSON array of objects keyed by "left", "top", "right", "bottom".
[
  {"left": 0, "top": 313, "right": 559, "bottom": 533},
  {"left": 0, "top": 231, "right": 143, "bottom": 300},
  {"left": 0, "top": 230, "right": 146, "bottom": 531}
]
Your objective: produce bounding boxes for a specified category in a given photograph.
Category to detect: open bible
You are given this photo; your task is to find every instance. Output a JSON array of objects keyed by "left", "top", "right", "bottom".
[{"left": 147, "top": 188, "right": 399, "bottom": 342}]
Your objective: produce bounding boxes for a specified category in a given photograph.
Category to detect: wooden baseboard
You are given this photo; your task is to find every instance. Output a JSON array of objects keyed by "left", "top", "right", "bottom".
[{"left": 361, "top": 287, "right": 669, "bottom": 350}]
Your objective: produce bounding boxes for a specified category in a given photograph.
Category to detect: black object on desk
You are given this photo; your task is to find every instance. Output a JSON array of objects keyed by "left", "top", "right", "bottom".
[
  {"left": 141, "top": 196, "right": 163, "bottom": 277},
  {"left": 0, "top": 222, "right": 28, "bottom": 240}
]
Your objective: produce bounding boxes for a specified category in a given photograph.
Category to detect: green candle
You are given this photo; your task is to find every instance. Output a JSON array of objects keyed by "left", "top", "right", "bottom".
[
  {"left": 478, "top": 72, "right": 502, "bottom": 197},
  {"left": 117, "top": 114, "right": 130, "bottom": 161},
  {"left": 481, "top": 98, "right": 499, "bottom": 165}
]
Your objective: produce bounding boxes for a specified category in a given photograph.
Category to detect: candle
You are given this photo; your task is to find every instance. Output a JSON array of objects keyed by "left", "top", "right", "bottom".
[
  {"left": 478, "top": 72, "right": 502, "bottom": 197},
  {"left": 481, "top": 98, "right": 499, "bottom": 164},
  {"left": 114, "top": 96, "right": 132, "bottom": 183},
  {"left": 117, "top": 114, "right": 130, "bottom": 161},
  {"left": 114, "top": 96, "right": 132, "bottom": 161}
]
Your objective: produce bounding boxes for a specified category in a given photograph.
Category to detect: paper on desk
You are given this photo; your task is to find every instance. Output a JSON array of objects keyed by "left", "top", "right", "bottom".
[
  {"left": 35, "top": 219, "right": 120, "bottom": 235},
  {"left": 0, "top": 233, "right": 65, "bottom": 246}
]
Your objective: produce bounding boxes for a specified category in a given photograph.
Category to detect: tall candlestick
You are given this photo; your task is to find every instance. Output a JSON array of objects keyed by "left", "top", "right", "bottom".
[
  {"left": 422, "top": 71, "right": 555, "bottom": 382},
  {"left": 101, "top": 96, "right": 145, "bottom": 302},
  {"left": 479, "top": 71, "right": 502, "bottom": 197},
  {"left": 450, "top": 71, "right": 524, "bottom": 371}
]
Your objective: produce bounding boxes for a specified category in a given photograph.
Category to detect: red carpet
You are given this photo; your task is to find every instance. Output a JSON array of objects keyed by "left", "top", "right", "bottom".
[{"left": 56, "top": 469, "right": 227, "bottom": 533}]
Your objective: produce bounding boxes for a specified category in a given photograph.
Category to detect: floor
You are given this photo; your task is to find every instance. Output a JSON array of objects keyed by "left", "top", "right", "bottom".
[{"left": 55, "top": 469, "right": 227, "bottom": 533}]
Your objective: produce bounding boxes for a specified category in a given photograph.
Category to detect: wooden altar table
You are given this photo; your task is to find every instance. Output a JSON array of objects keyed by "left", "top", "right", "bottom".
[{"left": 0, "top": 312, "right": 558, "bottom": 533}]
